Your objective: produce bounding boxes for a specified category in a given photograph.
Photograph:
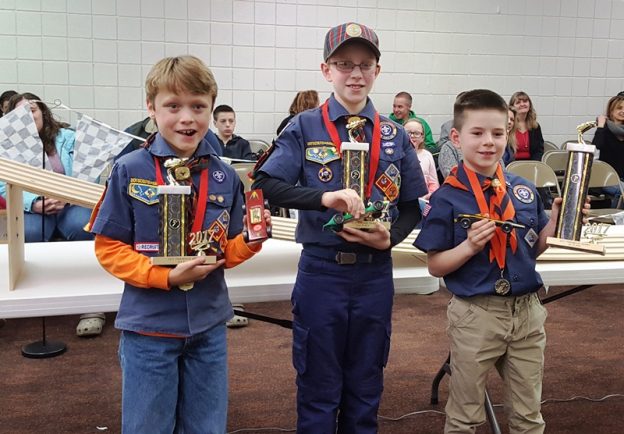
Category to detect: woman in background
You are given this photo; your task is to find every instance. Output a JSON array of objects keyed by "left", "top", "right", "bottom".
[
  {"left": 276, "top": 90, "right": 320, "bottom": 136},
  {"left": 594, "top": 91, "right": 624, "bottom": 208},
  {"left": 0, "top": 93, "right": 93, "bottom": 242},
  {"left": 510, "top": 91, "right": 544, "bottom": 161}
]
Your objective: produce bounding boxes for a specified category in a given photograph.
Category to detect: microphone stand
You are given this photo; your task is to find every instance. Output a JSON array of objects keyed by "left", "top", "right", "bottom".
[{"left": 21, "top": 142, "right": 66, "bottom": 358}]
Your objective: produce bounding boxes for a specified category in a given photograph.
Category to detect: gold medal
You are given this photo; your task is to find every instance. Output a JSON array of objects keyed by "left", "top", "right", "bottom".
[{"left": 494, "top": 278, "right": 511, "bottom": 295}]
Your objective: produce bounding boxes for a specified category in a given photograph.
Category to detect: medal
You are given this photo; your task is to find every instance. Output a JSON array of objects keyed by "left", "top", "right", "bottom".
[
  {"left": 494, "top": 278, "right": 511, "bottom": 295},
  {"left": 494, "top": 269, "right": 511, "bottom": 295}
]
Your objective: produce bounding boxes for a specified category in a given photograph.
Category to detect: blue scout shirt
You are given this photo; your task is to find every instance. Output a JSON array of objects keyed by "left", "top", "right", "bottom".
[
  {"left": 91, "top": 133, "right": 244, "bottom": 336},
  {"left": 414, "top": 163, "right": 550, "bottom": 297},
  {"left": 259, "top": 94, "right": 427, "bottom": 249}
]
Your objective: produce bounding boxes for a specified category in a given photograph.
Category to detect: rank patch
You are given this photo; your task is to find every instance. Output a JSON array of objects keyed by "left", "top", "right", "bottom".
[{"left": 318, "top": 166, "right": 333, "bottom": 182}]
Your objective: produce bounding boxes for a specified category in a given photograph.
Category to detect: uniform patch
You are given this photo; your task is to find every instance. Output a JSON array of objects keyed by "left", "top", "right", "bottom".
[
  {"left": 422, "top": 202, "right": 432, "bottom": 217},
  {"left": 382, "top": 141, "right": 395, "bottom": 148},
  {"left": 524, "top": 228, "right": 538, "bottom": 248},
  {"left": 212, "top": 170, "right": 226, "bottom": 183},
  {"left": 134, "top": 242, "right": 159, "bottom": 252},
  {"left": 385, "top": 163, "right": 400, "bottom": 179},
  {"left": 128, "top": 182, "right": 159, "bottom": 205},
  {"left": 305, "top": 146, "right": 339, "bottom": 165},
  {"left": 318, "top": 166, "right": 333, "bottom": 182},
  {"left": 384, "top": 148, "right": 395, "bottom": 155},
  {"left": 375, "top": 173, "right": 399, "bottom": 202},
  {"left": 380, "top": 121, "right": 397, "bottom": 140},
  {"left": 513, "top": 185, "right": 534, "bottom": 203}
]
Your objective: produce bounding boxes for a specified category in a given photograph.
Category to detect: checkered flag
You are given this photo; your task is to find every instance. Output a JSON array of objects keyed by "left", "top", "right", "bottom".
[
  {"left": 0, "top": 103, "right": 46, "bottom": 167},
  {"left": 73, "top": 114, "right": 134, "bottom": 182}
]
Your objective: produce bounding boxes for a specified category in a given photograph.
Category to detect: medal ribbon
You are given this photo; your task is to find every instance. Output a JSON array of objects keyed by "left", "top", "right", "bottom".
[
  {"left": 321, "top": 100, "right": 381, "bottom": 199},
  {"left": 154, "top": 157, "right": 209, "bottom": 233},
  {"left": 445, "top": 163, "right": 517, "bottom": 269}
]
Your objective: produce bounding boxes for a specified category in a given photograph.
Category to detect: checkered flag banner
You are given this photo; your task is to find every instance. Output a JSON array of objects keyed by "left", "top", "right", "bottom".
[
  {"left": 0, "top": 103, "right": 46, "bottom": 167},
  {"left": 73, "top": 114, "right": 134, "bottom": 182}
]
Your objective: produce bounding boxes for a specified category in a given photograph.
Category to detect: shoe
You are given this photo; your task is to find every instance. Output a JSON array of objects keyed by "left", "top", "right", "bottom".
[
  {"left": 76, "top": 313, "right": 106, "bottom": 337},
  {"left": 226, "top": 304, "right": 249, "bottom": 328}
]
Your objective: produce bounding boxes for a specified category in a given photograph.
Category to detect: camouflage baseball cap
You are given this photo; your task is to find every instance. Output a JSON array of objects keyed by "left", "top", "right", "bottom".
[{"left": 323, "top": 22, "right": 380, "bottom": 62}]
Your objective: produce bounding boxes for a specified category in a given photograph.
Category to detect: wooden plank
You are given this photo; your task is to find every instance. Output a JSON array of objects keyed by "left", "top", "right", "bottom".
[
  {"left": 0, "top": 157, "right": 104, "bottom": 208},
  {"left": 6, "top": 184, "right": 24, "bottom": 291}
]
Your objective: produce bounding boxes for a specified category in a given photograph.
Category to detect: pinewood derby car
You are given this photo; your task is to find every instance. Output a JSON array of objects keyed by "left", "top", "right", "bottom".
[
  {"left": 242, "top": 189, "right": 272, "bottom": 242},
  {"left": 455, "top": 213, "right": 525, "bottom": 234},
  {"left": 323, "top": 200, "right": 389, "bottom": 233}
]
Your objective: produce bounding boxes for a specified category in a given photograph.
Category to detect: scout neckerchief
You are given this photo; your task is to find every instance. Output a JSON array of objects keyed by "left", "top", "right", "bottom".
[
  {"left": 444, "top": 162, "right": 518, "bottom": 271},
  {"left": 154, "top": 156, "right": 209, "bottom": 234},
  {"left": 321, "top": 100, "right": 381, "bottom": 199}
]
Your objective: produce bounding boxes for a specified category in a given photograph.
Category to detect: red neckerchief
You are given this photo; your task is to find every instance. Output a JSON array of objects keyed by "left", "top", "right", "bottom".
[
  {"left": 445, "top": 163, "right": 518, "bottom": 269},
  {"left": 154, "top": 156, "right": 209, "bottom": 234},
  {"left": 321, "top": 100, "right": 381, "bottom": 199}
]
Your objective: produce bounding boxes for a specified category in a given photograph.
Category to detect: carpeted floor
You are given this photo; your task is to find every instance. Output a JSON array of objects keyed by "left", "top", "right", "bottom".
[{"left": 1, "top": 285, "right": 623, "bottom": 434}]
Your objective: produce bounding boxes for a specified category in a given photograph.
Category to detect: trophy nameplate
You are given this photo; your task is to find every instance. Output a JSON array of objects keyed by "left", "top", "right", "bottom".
[{"left": 547, "top": 121, "right": 605, "bottom": 255}]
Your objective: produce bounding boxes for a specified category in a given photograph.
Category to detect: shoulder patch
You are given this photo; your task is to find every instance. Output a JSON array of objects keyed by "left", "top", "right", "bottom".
[{"left": 380, "top": 121, "right": 397, "bottom": 140}]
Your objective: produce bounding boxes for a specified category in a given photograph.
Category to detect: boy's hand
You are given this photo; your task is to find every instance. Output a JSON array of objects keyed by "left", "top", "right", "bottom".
[
  {"left": 244, "top": 209, "right": 272, "bottom": 246},
  {"left": 464, "top": 216, "right": 496, "bottom": 254},
  {"left": 321, "top": 189, "right": 365, "bottom": 218},
  {"left": 336, "top": 222, "right": 391, "bottom": 250},
  {"left": 548, "top": 196, "right": 591, "bottom": 225},
  {"left": 168, "top": 256, "right": 226, "bottom": 288}
]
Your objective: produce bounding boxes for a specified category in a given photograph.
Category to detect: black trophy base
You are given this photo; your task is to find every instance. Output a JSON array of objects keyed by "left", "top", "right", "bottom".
[{"left": 22, "top": 340, "right": 67, "bottom": 359}]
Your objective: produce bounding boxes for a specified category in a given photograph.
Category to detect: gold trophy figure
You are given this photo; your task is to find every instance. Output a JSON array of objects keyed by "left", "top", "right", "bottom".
[
  {"left": 546, "top": 121, "right": 605, "bottom": 254},
  {"left": 151, "top": 158, "right": 216, "bottom": 291}
]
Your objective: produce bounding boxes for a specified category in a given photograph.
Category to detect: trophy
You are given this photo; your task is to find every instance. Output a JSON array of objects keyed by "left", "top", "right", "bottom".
[
  {"left": 338, "top": 117, "right": 389, "bottom": 230},
  {"left": 151, "top": 158, "right": 216, "bottom": 290},
  {"left": 546, "top": 121, "right": 605, "bottom": 255}
]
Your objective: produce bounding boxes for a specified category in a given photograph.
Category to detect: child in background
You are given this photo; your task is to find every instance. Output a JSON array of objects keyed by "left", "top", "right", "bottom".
[
  {"left": 89, "top": 55, "right": 270, "bottom": 434},
  {"left": 404, "top": 118, "right": 439, "bottom": 196}
]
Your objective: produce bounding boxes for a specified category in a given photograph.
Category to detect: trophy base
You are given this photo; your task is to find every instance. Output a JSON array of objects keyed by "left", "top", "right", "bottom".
[
  {"left": 151, "top": 255, "right": 217, "bottom": 266},
  {"left": 344, "top": 220, "right": 391, "bottom": 230},
  {"left": 546, "top": 237, "right": 606, "bottom": 255}
]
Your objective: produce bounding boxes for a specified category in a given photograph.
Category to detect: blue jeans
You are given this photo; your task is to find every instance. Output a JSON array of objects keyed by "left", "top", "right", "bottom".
[
  {"left": 602, "top": 182, "right": 624, "bottom": 209},
  {"left": 118, "top": 324, "right": 228, "bottom": 434},
  {"left": 24, "top": 205, "right": 94, "bottom": 242}
]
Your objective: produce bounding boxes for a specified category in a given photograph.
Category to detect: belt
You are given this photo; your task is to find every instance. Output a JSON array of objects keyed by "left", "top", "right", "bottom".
[{"left": 303, "top": 245, "right": 390, "bottom": 265}]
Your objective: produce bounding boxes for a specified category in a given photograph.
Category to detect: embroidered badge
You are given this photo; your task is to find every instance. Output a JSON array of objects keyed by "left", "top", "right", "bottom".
[
  {"left": 384, "top": 148, "right": 395, "bottom": 155},
  {"left": 306, "top": 146, "right": 340, "bottom": 165},
  {"left": 513, "top": 185, "right": 534, "bottom": 204},
  {"left": 134, "top": 242, "right": 159, "bottom": 252},
  {"left": 318, "top": 166, "right": 333, "bottom": 182},
  {"left": 217, "top": 209, "right": 230, "bottom": 227},
  {"left": 385, "top": 163, "right": 400, "bottom": 180},
  {"left": 380, "top": 121, "right": 397, "bottom": 140},
  {"left": 212, "top": 170, "right": 226, "bottom": 183},
  {"left": 375, "top": 173, "right": 392, "bottom": 190},
  {"left": 382, "top": 141, "right": 395, "bottom": 148},
  {"left": 128, "top": 182, "right": 159, "bottom": 205},
  {"left": 385, "top": 184, "right": 399, "bottom": 201},
  {"left": 524, "top": 228, "right": 538, "bottom": 248}
]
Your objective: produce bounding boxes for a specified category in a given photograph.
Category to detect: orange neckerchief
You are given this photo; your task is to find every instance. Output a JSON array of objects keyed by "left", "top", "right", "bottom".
[{"left": 445, "top": 163, "right": 518, "bottom": 269}]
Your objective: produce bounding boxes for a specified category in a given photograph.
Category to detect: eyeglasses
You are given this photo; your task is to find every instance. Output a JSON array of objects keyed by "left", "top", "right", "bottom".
[
  {"left": 617, "top": 91, "right": 624, "bottom": 97},
  {"left": 407, "top": 131, "right": 424, "bottom": 138},
  {"left": 328, "top": 61, "right": 377, "bottom": 73}
]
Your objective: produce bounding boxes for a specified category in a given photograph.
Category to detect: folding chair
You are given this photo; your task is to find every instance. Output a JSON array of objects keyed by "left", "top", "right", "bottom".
[
  {"left": 543, "top": 140, "right": 559, "bottom": 153},
  {"left": 588, "top": 160, "right": 624, "bottom": 218},
  {"left": 233, "top": 162, "right": 256, "bottom": 193},
  {"left": 542, "top": 150, "right": 569, "bottom": 186},
  {"left": 247, "top": 139, "right": 271, "bottom": 157},
  {"left": 506, "top": 160, "right": 562, "bottom": 196}
]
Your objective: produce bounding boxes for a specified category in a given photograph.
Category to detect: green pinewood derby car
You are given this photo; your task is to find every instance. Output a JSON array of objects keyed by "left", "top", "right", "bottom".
[{"left": 323, "top": 200, "right": 389, "bottom": 233}]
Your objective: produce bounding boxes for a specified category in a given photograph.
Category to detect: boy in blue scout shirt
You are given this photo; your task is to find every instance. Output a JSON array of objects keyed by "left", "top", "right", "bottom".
[
  {"left": 415, "top": 89, "right": 589, "bottom": 434},
  {"left": 89, "top": 55, "right": 270, "bottom": 434},
  {"left": 253, "top": 22, "right": 428, "bottom": 434}
]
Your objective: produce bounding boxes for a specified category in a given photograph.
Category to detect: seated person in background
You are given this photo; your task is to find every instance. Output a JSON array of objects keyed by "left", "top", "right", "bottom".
[
  {"left": 1, "top": 89, "right": 17, "bottom": 116},
  {"left": 405, "top": 119, "right": 439, "bottom": 196},
  {"left": 117, "top": 116, "right": 222, "bottom": 159},
  {"left": 509, "top": 91, "right": 544, "bottom": 161},
  {"left": 503, "top": 107, "right": 517, "bottom": 165},
  {"left": 0, "top": 195, "right": 5, "bottom": 209},
  {"left": 0, "top": 93, "right": 102, "bottom": 337},
  {"left": 390, "top": 91, "right": 437, "bottom": 152},
  {"left": 594, "top": 91, "right": 624, "bottom": 208},
  {"left": 1, "top": 93, "right": 94, "bottom": 243},
  {"left": 438, "top": 119, "right": 463, "bottom": 179},
  {"left": 276, "top": 90, "right": 320, "bottom": 136},
  {"left": 213, "top": 104, "right": 255, "bottom": 160}
]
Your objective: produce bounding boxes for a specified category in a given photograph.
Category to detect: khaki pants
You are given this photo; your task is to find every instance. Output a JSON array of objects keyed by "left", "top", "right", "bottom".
[{"left": 445, "top": 293, "right": 547, "bottom": 434}]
